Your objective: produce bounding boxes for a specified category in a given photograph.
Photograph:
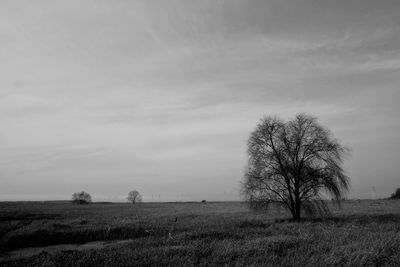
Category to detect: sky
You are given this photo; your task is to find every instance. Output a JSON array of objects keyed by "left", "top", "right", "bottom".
[{"left": 0, "top": 0, "right": 399, "bottom": 201}]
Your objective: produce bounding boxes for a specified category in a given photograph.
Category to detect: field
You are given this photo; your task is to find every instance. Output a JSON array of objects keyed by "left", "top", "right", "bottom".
[{"left": 0, "top": 200, "right": 400, "bottom": 266}]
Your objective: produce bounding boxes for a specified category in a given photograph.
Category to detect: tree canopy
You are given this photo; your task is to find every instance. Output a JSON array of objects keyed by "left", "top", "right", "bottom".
[{"left": 242, "top": 113, "right": 350, "bottom": 221}]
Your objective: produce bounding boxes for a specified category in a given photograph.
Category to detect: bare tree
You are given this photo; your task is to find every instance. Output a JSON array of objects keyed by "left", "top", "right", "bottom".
[
  {"left": 127, "top": 190, "right": 142, "bottom": 204},
  {"left": 242, "top": 113, "right": 350, "bottom": 221},
  {"left": 72, "top": 191, "right": 92, "bottom": 204}
]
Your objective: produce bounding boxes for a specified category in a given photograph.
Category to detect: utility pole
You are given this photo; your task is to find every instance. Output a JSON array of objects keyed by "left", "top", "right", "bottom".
[{"left": 371, "top": 186, "right": 376, "bottom": 199}]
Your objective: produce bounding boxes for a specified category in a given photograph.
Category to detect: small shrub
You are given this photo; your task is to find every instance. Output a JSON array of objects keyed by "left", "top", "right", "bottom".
[
  {"left": 390, "top": 188, "right": 400, "bottom": 199},
  {"left": 72, "top": 191, "right": 92, "bottom": 204}
]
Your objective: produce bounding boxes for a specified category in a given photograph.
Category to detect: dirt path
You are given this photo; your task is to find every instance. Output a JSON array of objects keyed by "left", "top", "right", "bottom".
[{"left": 0, "top": 239, "right": 135, "bottom": 260}]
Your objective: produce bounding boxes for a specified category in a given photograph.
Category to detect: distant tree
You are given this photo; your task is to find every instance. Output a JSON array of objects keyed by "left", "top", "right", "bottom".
[
  {"left": 390, "top": 188, "right": 400, "bottom": 199},
  {"left": 242, "top": 113, "right": 350, "bottom": 221},
  {"left": 127, "top": 190, "right": 142, "bottom": 204},
  {"left": 72, "top": 191, "right": 92, "bottom": 204}
]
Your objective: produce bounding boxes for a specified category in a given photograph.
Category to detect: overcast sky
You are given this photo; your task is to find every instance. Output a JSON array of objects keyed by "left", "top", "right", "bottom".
[{"left": 1, "top": 0, "right": 399, "bottom": 201}]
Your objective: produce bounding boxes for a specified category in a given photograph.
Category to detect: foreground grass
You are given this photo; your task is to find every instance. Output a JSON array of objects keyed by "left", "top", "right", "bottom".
[{"left": 0, "top": 200, "right": 399, "bottom": 266}]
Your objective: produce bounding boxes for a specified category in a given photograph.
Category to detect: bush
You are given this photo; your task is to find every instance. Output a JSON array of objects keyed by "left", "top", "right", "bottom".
[
  {"left": 72, "top": 191, "right": 92, "bottom": 204},
  {"left": 390, "top": 188, "right": 400, "bottom": 199}
]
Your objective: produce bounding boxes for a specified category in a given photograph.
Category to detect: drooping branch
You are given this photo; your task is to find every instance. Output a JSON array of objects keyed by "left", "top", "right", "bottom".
[{"left": 242, "top": 113, "right": 350, "bottom": 221}]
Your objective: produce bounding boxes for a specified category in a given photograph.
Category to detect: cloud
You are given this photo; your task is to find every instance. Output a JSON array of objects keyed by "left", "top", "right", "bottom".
[
  {"left": 1, "top": 0, "right": 399, "bottom": 200},
  {"left": 0, "top": 93, "right": 58, "bottom": 117}
]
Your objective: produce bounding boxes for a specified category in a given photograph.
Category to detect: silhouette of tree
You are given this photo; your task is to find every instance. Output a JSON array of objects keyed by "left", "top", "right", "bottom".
[
  {"left": 242, "top": 113, "right": 350, "bottom": 221},
  {"left": 390, "top": 188, "right": 400, "bottom": 199},
  {"left": 72, "top": 191, "right": 92, "bottom": 204},
  {"left": 127, "top": 190, "right": 142, "bottom": 204}
]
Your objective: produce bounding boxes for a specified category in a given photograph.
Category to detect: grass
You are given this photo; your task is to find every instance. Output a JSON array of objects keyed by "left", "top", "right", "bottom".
[{"left": 0, "top": 200, "right": 399, "bottom": 266}]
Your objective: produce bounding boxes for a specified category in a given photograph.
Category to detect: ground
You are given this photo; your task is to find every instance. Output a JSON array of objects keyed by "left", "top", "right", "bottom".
[{"left": 0, "top": 200, "right": 399, "bottom": 266}]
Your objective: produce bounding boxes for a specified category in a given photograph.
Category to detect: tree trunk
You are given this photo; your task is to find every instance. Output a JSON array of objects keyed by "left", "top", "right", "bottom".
[
  {"left": 291, "top": 211, "right": 300, "bottom": 221},
  {"left": 292, "top": 199, "right": 301, "bottom": 221}
]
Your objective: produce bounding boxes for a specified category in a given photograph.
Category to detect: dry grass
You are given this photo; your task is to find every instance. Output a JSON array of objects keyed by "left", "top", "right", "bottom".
[{"left": 0, "top": 200, "right": 399, "bottom": 266}]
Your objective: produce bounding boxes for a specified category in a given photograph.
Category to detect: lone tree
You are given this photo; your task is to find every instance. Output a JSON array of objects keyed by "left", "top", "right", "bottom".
[
  {"left": 242, "top": 113, "right": 350, "bottom": 221},
  {"left": 72, "top": 191, "right": 92, "bottom": 204},
  {"left": 390, "top": 188, "right": 400, "bottom": 199},
  {"left": 127, "top": 190, "right": 142, "bottom": 204}
]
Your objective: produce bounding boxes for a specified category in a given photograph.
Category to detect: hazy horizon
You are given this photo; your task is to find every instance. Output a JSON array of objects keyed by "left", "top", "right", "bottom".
[{"left": 1, "top": 0, "right": 399, "bottom": 202}]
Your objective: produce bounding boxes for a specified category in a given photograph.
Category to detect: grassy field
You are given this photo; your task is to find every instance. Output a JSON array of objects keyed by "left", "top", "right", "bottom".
[{"left": 0, "top": 200, "right": 399, "bottom": 266}]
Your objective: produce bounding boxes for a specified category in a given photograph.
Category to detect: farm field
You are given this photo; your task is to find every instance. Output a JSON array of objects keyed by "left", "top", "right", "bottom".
[{"left": 0, "top": 200, "right": 400, "bottom": 266}]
